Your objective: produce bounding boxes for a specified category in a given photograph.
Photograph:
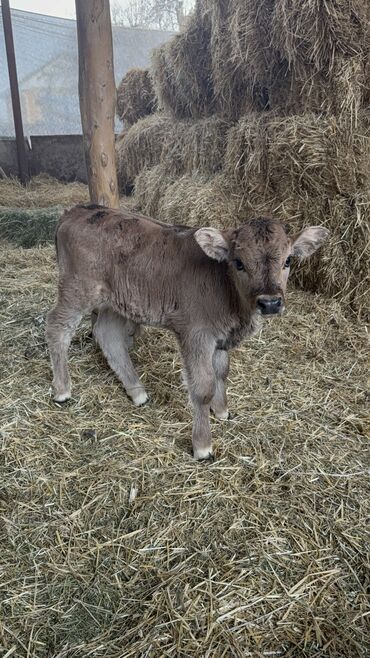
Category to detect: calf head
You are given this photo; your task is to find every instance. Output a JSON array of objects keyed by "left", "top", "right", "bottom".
[{"left": 195, "top": 217, "right": 330, "bottom": 315}]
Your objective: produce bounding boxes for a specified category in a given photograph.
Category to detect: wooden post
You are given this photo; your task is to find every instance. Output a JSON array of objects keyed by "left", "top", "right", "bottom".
[
  {"left": 1, "top": 0, "right": 30, "bottom": 184},
  {"left": 75, "top": 0, "right": 119, "bottom": 207}
]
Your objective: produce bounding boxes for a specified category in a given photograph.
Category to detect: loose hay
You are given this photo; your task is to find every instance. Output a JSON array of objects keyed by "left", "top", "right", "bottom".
[
  {"left": 0, "top": 242, "right": 369, "bottom": 657},
  {"left": 116, "top": 68, "right": 157, "bottom": 126},
  {"left": 0, "top": 174, "right": 89, "bottom": 208}
]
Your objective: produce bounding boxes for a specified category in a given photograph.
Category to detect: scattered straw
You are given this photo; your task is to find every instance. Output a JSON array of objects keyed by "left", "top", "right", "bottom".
[
  {"left": 0, "top": 175, "right": 89, "bottom": 208},
  {"left": 0, "top": 241, "right": 368, "bottom": 657}
]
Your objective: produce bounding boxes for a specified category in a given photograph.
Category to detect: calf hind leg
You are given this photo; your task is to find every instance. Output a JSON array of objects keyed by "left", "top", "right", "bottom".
[
  {"left": 46, "top": 301, "right": 83, "bottom": 402},
  {"left": 211, "top": 349, "right": 230, "bottom": 420},
  {"left": 93, "top": 308, "right": 148, "bottom": 406}
]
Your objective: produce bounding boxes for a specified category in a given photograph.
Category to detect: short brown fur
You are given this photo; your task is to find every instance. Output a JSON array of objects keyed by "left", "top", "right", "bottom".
[{"left": 46, "top": 205, "right": 329, "bottom": 459}]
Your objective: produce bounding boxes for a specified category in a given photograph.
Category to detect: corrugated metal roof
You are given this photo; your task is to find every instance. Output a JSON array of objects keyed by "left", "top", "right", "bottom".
[{"left": 0, "top": 8, "right": 172, "bottom": 136}]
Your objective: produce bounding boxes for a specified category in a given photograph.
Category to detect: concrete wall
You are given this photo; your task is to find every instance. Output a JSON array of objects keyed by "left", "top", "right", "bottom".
[
  {"left": 0, "top": 137, "right": 31, "bottom": 177},
  {"left": 0, "top": 135, "right": 87, "bottom": 183}
]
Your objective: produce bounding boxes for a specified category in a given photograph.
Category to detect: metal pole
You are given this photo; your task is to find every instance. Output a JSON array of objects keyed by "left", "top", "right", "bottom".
[{"left": 1, "top": 0, "right": 29, "bottom": 183}]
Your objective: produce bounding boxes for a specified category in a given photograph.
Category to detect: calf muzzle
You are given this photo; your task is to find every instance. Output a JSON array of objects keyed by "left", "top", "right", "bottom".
[{"left": 256, "top": 295, "right": 283, "bottom": 315}]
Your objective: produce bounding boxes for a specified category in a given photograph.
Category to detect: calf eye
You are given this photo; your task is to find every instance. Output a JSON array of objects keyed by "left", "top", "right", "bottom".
[
  {"left": 234, "top": 258, "right": 245, "bottom": 271},
  {"left": 284, "top": 256, "right": 292, "bottom": 268}
]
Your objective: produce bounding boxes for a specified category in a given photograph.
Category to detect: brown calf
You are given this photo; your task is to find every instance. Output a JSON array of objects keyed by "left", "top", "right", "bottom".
[{"left": 46, "top": 204, "right": 329, "bottom": 459}]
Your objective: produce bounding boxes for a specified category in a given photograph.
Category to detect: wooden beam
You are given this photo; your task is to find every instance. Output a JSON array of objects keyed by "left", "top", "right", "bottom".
[
  {"left": 1, "top": 0, "right": 29, "bottom": 184},
  {"left": 75, "top": 0, "right": 119, "bottom": 207}
]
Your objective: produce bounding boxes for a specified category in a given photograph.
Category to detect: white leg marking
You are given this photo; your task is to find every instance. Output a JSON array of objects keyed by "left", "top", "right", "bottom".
[
  {"left": 54, "top": 391, "right": 71, "bottom": 403},
  {"left": 131, "top": 389, "right": 149, "bottom": 407},
  {"left": 193, "top": 446, "right": 214, "bottom": 461}
]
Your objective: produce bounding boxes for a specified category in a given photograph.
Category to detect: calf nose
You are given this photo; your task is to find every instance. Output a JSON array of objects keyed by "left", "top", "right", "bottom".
[{"left": 257, "top": 296, "right": 282, "bottom": 315}]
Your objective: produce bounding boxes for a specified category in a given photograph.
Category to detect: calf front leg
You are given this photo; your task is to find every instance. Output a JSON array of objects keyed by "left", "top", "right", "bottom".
[
  {"left": 182, "top": 335, "right": 216, "bottom": 461},
  {"left": 211, "top": 348, "right": 230, "bottom": 420}
]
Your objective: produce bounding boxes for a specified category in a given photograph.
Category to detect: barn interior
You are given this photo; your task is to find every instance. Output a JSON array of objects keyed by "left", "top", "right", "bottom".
[{"left": 0, "top": 1, "right": 369, "bottom": 656}]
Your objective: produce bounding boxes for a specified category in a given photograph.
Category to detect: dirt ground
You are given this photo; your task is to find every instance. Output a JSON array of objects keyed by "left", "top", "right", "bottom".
[{"left": 0, "top": 241, "right": 369, "bottom": 658}]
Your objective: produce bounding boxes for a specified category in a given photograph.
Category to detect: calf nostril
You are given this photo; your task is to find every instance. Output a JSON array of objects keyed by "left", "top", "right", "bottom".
[{"left": 257, "top": 297, "right": 282, "bottom": 314}]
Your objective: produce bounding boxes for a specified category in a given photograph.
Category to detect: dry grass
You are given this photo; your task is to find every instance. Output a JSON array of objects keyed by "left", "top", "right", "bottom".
[
  {"left": 134, "top": 169, "right": 239, "bottom": 227},
  {"left": 153, "top": 173, "right": 240, "bottom": 228},
  {"left": 116, "top": 68, "right": 157, "bottom": 126},
  {"left": 0, "top": 241, "right": 369, "bottom": 657},
  {"left": 0, "top": 175, "right": 89, "bottom": 208},
  {"left": 0, "top": 178, "right": 136, "bottom": 247}
]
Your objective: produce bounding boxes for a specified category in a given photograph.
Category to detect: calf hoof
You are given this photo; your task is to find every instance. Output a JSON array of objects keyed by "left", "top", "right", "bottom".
[
  {"left": 212, "top": 408, "right": 230, "bottom": 421},
  {"left": 131, "top": 389, "right": 149, "bottom": 407},
  {"left": 192, "top": 446, "right": 214, "bottom": 462},
  {"left": 54, "top": 392, "right": 71, "bottom": 404}
]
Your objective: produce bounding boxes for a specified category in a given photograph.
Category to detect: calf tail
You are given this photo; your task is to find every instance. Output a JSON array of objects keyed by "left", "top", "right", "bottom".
[{"left": 54, "top": 225, "right": 59, "bottom": 261}]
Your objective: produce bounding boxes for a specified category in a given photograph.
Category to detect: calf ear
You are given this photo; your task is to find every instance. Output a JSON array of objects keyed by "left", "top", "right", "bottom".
[
  {"left": 195, "top": 227, "right": 229, "bottom": 262},
  {"left": 292, "top": 226, "right": 330, "bottom": 258}
]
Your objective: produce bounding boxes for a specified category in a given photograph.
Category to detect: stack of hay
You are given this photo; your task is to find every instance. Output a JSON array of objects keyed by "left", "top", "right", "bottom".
[{"left": 116, "top": 0, "right": 370, "bottom": 319}]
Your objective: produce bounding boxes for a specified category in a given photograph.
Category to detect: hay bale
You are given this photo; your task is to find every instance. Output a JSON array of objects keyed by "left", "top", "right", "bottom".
[
  {"left": 133, "top": 164, "right": 176, "bottom": 217},
  {"left": 0, "top": 175, "right": 89, "bottom": 208},
  {"left": 225, "top": 113, "right": 370, "bottom": 199},
  {"left": 116, "top": 114, "right": 173, "bottom": 188},
  {"left": 271, "top": 0, "right": 369, "bottom": 75},
  {"left": 156, "top": 173, "right": 211, "bottom": 224},
  {"left": 116, "top": 68, "right": 157, "bottom": 126},
  {"left": 188, "top": 173, "right": 241, "bottom": 227},
  {"left": 291, "top": 192, "right": 370, "bottom": 321},
  {"left": 208, "top": 0, "right": 273, "bottom": 120},
  {"left": 151, "top": 5, "right": 215, "bottom": 119},
  {"left": 201, "top": 0, "right": 368, "bottom": 122},
  {"left": 118, "top": 114, "right": 231, "bottom": 193},
  {"left": 0, "top": 206, "right": 61, "bottom": 247},
  {"left": 149, "top": 173, "right": 241, "bottom": 228},
  {"left": 162, "top": 115, "right": 231, "bottom": 176},
  {"left": 268, "top": 56, "right": 367, "bottom": 125}
]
